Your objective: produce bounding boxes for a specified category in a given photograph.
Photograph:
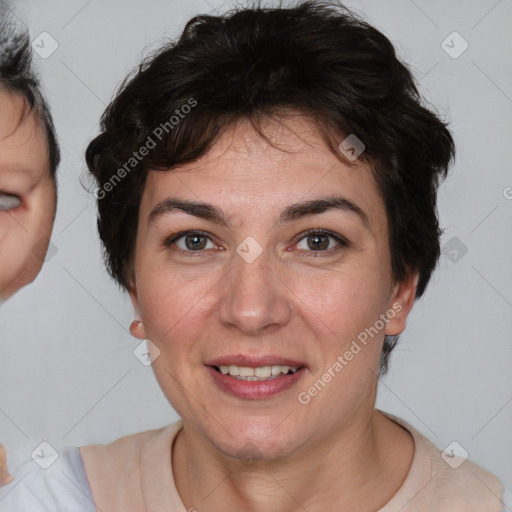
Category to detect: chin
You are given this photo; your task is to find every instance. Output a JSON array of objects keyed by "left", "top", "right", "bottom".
[
  {"left": 203, "top": 415, "right": 304, "bottom": 462},
  {"left": 216, "top": 435, "right": 298, "bottom": 463}
]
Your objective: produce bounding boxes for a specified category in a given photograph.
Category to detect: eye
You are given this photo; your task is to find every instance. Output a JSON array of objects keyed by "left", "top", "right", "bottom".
[
  {"left": 163, "top": 231, "right": 218, "bottom": 254},
  {"left": 295, "top": 230, "right": 348, "bottom": 255},
  {"left": 162, "top": 229, "right": 349, "bottom": 257},
  {"left": 0, "top": 192, "right": 22, "bottom": 212}
]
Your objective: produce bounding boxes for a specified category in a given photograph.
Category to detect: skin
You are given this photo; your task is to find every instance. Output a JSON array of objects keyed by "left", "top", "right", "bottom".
[
  {"left": 0, "top": 88, "right": 56, "bottom": 485},
  {"left": 0, "top": 444, "right": 13, "bottom": 487},
  {"left": 0, "top": 87, "right": 56, "bottom": 302},
  {"left": 129, "top": 114, "right": 418, "bottom": 511}
]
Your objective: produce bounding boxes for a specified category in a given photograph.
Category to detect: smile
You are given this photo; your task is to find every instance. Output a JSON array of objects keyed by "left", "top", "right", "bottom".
[
  {"left": 206, "top": 363, "right": 306, "bottom": 399},
  {"left": 214, "top": 364, "right": 300, "bottom": 380}
]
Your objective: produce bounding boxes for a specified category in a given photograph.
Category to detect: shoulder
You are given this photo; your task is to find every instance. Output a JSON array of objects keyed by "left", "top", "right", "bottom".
[
  {"left": 0, "top": 446, "right": 95, "bottom": 512},
  {"left": 427, "top": 443, "right": 505, "bottom": 511},
  {"left": 80, "top": 421, "right": 181, "bottom": 471},
  {"left": 79, "top": 421, "right": 183, "bottom": 511},
  {"left": 420, "top": 434, "right": 504, "bottom": 510},
  {"left": 382, "top": 411, "right": 505, "bottom": 511}
]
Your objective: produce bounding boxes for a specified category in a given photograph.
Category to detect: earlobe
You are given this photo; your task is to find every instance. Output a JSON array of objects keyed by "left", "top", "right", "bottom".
[
  {"left": 128, "top": 288, "right": 147, "bottom": 340},
  {"left": 385, "top": 270, "right": 418, "bottom": 336},
  {"left": 129, "top": 317, "right": 147, "bottom": 340}
]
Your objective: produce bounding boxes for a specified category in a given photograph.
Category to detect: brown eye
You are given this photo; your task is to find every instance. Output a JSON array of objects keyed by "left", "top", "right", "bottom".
[
  {"left": 296, "top": 230, "right": 348, "bottom": 254},
  {"left": 181, "top": 233, "right": 209, "bottom": 251},
  {"left": 304, "top": 234, "right": 330, "bottom": 251}
]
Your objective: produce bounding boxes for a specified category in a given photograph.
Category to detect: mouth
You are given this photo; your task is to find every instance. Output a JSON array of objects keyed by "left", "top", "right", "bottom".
[{"left": 205, "top": 356, "right": 307, "bottom": 399}]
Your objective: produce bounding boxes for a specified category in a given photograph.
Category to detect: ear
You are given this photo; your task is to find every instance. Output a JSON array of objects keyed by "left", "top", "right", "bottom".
[
  {"left": 385, "top": 269, "right": 418, "bottom": 336},
  {"left": 128, "top": 287, "right": 147, "bottom": 340}
]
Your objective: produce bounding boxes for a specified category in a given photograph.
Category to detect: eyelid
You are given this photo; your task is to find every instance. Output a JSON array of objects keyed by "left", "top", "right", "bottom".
[
  {"left": 294, "top": 229, "right": 349, "bottom": 255},
  {"left": 162, "top": 230, "right": 221, "bottom": 252},
  {"left": 162, "top": 229, "right": 349, "bottom": 255}
]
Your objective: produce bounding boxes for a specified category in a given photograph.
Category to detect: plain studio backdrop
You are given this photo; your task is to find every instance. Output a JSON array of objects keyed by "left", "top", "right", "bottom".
[{"left": 0, "top": 0, "right": 511, "bottom": 493}]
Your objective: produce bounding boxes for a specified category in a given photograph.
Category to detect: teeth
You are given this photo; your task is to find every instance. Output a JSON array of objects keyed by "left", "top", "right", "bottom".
[
  {"left": 239, "top": 367, "right": 254, "bottom": 377},
  {"left": 217, "top": 365, "right": 299, "bottom": 380},
  {"left": 254, "top": 367, "right": 271, "bottom": 378}
]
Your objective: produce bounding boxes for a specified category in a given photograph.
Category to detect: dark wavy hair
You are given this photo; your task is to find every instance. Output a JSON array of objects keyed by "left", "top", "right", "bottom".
[
  {"left": 0, "top": 2, "right": 60, "bottom": 180},
  {"left": 86, "top": 0, "right": 455, "bottom": 375}
]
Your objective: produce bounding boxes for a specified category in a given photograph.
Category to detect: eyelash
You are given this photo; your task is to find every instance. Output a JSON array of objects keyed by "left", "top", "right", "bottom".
[{"left": 162, "top": 229, "right": 349, "bottom": 257}]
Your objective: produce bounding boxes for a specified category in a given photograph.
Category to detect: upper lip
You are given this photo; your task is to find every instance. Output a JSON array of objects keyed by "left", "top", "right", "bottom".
[{"left": 205, "top": 355, "right": 306, "bottom": 368}]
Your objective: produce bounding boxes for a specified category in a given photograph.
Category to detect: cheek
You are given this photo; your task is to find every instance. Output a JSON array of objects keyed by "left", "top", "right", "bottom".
[
  {"left": 295, "top": 273, "right": 387, "bottom": 412},
  {"left": 295, "top": 264, "right": 389, "bottom": 340},
  {"left": 0, "top": 225, "right": 43, "bottom": 296},
  {"left": 0, "top": 184, "right": 56, "bottom": 296},
  {"left": 137, "top": 272, "right": 212, "bottom": 414},
  {"left": 137, "top": 266, "right": 213, "bottom": 345},
  {"left": 30, "top": 182, "right": 56, "bottom": 236},
  {"left": 293, "top": 266, "right": 390, "bottom": 402}
]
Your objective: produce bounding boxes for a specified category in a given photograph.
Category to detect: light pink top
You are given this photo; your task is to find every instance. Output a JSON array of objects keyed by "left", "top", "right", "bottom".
[{"left": 80, "top": 411, "right": 505, "bottom": 511}]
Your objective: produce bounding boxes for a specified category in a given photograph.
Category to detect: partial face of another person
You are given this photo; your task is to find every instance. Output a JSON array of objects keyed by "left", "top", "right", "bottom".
[
  {"left": 129, "top": 115, "right": 416, "bottom": 461},
  {"left": 0, "top": 88, "right": 56, "bottom": 301}
]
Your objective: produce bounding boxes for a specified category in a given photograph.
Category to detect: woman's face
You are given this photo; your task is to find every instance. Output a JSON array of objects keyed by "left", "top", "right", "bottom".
[
  {"left": 0, "top": 88, "right": 56, "bottom": 301},
  {"left": 130, "top": 115, "right": 417, "bottom": 460}
]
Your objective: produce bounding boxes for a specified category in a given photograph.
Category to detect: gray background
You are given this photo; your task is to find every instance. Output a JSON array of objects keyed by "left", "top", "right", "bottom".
[{"left": 0, "top": 0, "right": 511, "bottom": 493}]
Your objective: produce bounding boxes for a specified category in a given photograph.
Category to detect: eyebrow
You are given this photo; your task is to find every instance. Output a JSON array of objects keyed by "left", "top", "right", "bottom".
[{"left": 148, "top": 196, "right": 370, "bottom": 230}]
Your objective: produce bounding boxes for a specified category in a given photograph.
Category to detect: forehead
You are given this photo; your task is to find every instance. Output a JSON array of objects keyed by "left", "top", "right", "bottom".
[
  {"left": 0, "top": 87, "right": 30, "bottom": 137},
  {"left": 142, "top": 115, "right": 385, "bottom": 231},
  {"left": 0, "top": 87, "right": 49, "bottom": 179}
]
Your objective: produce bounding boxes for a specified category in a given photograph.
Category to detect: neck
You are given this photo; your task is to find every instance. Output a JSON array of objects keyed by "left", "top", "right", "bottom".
[{"left": 172, "top": 408, "right": 415, "bottom": 512}]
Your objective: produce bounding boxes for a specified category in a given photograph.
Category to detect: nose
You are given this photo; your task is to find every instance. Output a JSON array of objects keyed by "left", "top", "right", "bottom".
[{"left": 217, "top": 248, "right": 292, "bottom": 336}]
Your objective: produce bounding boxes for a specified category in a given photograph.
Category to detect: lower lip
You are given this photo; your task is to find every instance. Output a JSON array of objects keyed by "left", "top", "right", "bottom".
[{"left": 206, "top": 366, "right": 306, "bottom": 400}]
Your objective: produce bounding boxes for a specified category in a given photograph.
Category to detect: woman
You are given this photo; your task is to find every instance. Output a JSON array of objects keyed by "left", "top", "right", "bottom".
[
  {"left": 1, "top": 1, "right": 508, "bottom": 510},
  {"left": 0, "top": 11, "right": 59, "bottom": 303},
  {"left": 0, "top": 6, "right": 60, "bottom": 487}
]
